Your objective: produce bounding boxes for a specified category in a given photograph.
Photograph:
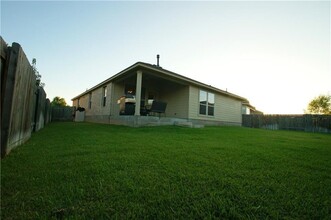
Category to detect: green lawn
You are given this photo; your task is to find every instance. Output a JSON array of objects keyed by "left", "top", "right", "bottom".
[{"left": 1, "top": 122, "right": 331, "bottom": 219}]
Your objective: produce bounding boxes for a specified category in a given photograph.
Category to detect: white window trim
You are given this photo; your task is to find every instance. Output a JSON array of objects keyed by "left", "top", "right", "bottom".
[
  {"left": 102, "top": 86, "right": 107, "bottom": 107},
  {"left": 199, "top": 90, "right": 215, "bottom": 117}
]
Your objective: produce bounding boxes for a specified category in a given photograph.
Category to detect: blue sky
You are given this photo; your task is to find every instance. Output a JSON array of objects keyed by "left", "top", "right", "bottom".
[{"left": 1, "top": 1, "right": 330, "bottom": 114}]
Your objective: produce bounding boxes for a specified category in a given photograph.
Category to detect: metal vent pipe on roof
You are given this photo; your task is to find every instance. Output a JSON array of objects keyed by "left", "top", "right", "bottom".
[{"left": 157, "top": 54, "right": 160, "bottom": 66}]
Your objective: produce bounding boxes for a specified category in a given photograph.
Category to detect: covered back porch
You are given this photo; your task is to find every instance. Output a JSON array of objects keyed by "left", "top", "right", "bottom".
[{"left": 111, "top": 66, "right": 190, "bottom": 119}]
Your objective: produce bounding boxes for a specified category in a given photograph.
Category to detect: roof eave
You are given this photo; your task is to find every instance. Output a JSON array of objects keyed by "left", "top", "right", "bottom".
[
  {"left": 71, "top": 62, "right": 143, "bottom": 100},
  {"left": 72, "top": 62, "right": 248, "bottom": 102}
]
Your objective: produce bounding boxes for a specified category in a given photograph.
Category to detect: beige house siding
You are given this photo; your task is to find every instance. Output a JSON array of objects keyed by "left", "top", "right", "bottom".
[
  {"left": 110, "top": 82, "right": 124, "bottom": 116},
  {"left": 72, "top": 82, "right": 112, "bottom": 116},
  {"left": 188, "top": 86, "right": 242, "bottom": 124},
  {"left": 188, "top": 86, "right": 199, "bottom": 119},
  {"left": 75, "top": 93, "right": 89, "bottom": 110},
  {"left": 216, "top": 95, "right": 242, "bottom": 124},
  {"left": 73, "top": 99, "right": 79, "bottom": 108},
  {"left": 82, "top": 83, "right": 107, "bottom": 116},
  {"left": 89, "top": 87, "right": 102, "bottom": 115},
  {"left": 159, "top": 84, "right": 189, "bottom": 118}
]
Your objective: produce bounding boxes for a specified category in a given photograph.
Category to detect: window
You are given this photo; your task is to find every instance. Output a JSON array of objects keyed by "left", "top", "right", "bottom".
[
  {"left": 77, "top": 98, "right": 80, "bottom": 107},
  {"left": 199, "top": 90, "right": 214, "bottom": 116},
  {"left": 88, "top": 92, "right": 92, "bottom": 109},
  {"left": 102, "top": 86, "right": 107, "bottom": 107},
  {"left": 199, "top": 91, "right": 207, "bottom": 115}
]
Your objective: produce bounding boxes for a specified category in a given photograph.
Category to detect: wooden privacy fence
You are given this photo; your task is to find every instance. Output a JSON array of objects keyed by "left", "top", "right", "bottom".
[
  {"left": 242, "top": 114, "right": 331, "bottom": 133},
  {"left": 52, "top": 106, "right": 74, "bottom": 121},
  {"left": 1, "top": 37, "right": 51, "bottom": 158}
]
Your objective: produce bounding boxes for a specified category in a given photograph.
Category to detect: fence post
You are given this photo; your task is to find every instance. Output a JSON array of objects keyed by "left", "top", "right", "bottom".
[{"left": 1, "top": 44, "right": 19, "bottom": 157}]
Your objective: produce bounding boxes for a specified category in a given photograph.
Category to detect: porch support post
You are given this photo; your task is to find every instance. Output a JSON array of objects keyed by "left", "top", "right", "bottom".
[{"left": 135, "top": 70, "right": 142, "bottom": 116}]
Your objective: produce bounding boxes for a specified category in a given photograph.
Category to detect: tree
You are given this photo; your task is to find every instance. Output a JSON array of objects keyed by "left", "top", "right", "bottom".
[
  {"left": 51, "top": 96, "right": 67, "bottom": 107},
  {"left": 32, "top": 58, "right": 45, "bottom": 88},
  {"left": 306, "top": 95, "right": 331, "bottom": 114}
]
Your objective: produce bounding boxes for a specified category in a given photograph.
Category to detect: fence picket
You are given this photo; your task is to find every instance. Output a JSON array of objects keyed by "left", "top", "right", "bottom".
[{"left": 242, "top": 114, "right": 331, "bottom": 133}]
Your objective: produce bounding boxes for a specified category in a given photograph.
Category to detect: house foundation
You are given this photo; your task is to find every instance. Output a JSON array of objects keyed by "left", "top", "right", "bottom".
[{"left": 83, "top": 115, "right": 241, "bottom": 128}]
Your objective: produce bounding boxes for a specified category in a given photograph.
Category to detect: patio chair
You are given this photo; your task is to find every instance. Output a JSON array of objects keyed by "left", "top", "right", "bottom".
[{"left": 148, "top": 101, "right": 167, "bottom": 117}]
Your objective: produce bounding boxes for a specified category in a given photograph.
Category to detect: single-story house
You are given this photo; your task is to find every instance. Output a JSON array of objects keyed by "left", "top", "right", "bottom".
[{"left": 72, "top": 61, "right": 257, "bottom": 127}]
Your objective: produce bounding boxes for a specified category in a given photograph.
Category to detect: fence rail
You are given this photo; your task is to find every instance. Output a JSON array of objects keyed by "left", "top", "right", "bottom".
[{"left": 242, "top": 114, "right": 331, "bottom": 133}]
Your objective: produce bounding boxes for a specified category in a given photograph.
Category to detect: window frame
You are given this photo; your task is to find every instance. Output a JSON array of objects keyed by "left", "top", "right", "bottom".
[
  {"left": 102, "top": 86, "right": 107, "bottom": 107},
  {"left": 88, "top": 92, "right": 92, "bottom": 109},
  {"left": 199, "top": 90, "right": 215, "bottom": 116}
]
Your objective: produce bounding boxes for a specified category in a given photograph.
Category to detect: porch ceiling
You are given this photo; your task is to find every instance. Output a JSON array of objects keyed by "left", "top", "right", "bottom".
[{"left": 113, "top": 68, "right": 188, "bottom": 87}]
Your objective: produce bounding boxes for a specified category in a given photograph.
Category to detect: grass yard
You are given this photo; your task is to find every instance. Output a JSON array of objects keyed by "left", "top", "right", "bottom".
[{"left": 1, "top": 122, "right": 331, "bottom": 219}]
